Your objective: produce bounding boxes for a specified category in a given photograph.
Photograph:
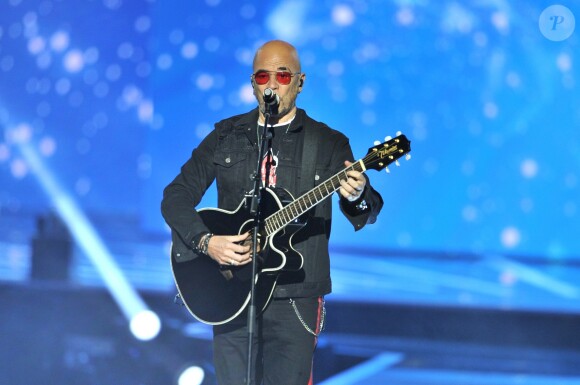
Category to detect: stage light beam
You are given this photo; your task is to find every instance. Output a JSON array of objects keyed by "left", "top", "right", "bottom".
[{"left": 12, "top": 126, "right": 161, "bottom": 341}]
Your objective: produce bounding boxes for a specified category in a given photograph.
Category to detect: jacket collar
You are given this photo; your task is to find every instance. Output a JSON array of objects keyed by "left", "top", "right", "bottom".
[
  {"left": 233, "top": 107, "right": 305, "bottom": 133},
  {"left": 232, "top": 108, "right": 260, "bottom": 131}
]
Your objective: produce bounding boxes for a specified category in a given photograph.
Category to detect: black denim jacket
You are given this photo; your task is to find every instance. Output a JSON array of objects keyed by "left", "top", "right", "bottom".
[{"left": 161, "top": 108, "right": 383, "bottom": 298}]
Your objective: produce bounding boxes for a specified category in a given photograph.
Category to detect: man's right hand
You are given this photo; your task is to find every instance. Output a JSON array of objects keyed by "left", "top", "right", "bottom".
[{"left": 207, "top": 232, "right": 253, "bottom": 266}]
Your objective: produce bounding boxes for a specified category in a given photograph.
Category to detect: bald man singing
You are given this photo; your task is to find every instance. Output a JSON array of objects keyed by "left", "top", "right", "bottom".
[{"left": 162, "top": 40, "right": 383, "bottom": 385}]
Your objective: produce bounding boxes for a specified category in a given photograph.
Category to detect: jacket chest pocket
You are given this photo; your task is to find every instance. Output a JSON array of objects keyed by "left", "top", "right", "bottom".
[
  {"left": 214, "top": 150, "right": 247, "bottom": 168},
  {"left": 214, "top": 149, "right": 254, "bottom": 205},
  {"left": 214, "top": 132, "right": 254, "bottom": 183}
]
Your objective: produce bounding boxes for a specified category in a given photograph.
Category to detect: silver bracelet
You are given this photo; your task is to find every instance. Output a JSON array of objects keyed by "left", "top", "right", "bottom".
[
  {"left": 199, "top": 233, "right": 213, "bottom": 255},
  {"left": 195, "top": 232, "right": 213, "bottom": 255}
]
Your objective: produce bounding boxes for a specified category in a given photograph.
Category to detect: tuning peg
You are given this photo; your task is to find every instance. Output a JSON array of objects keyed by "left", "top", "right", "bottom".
[
  {"left": 385, "top": 136, "right": 392, "bottom": 141},
  {"left": 405, "top": 154, "right": 411, "bottom": 160},
  {"left": 395, "top": 160, "right": 400, "bottom": 166},
  {"left": 385, "top": 167, "right": 390, "bottom": 173},
  {"left": 374, "top": 140, "right": 381, "bottom": 145},
  {"left": 396, "top": 131, "right": 402, "bottom": 136}
]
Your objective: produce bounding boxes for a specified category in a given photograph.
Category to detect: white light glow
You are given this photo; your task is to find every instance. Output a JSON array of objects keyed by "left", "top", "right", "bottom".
[
  {"left": 130, "top": 310, "right": 161, "bottom": 341},
  {"left": 39, "top": 136, "right": 56, "bottom": 156},
  {"left": 181, "top": 42, "right": 199, "bottom": 59},
  {"left": 122, "top": 85, "right": 143, "bottom": 106},
  {"left": 491, "top": 11, "right": 510, "bottom": 34},
  {"left": 138, "top": 100, "right": 154, "bottom": 122},
  {"left": 178, "top": 366, "right": 205, "bottom": 385},
  {"left": 239, "top": 84, "right": 255, "bottom": 104},
  {"left": 50, "top": 31, "right": 70, "bottom": 52},
  {"left": 332, "top": 5, "right": 355, "bottom": 27},
  {"left": 266, "top": 0, "right": 308, "bottom": 41},
  {"left": 157, "top": 53, "right": 173, "bottom": 70},
  {"left": 63, "top": 49, "right": 85, "bottom": 73},
  {"left": 483, "top": 102, "right": 498, "bottom": 119},
  {"left": 500, "top": 226, "right": 521, "bottom": 248},
  {"left": 134, "top": 15, "right": 151, "bottom": 33},
  {"left": 396, "top": 8, "right": 414, "bottom": 26},
  {"left": 520, "top": 159, "right": 538, "bottom": 179},
  {"left": 196, "top": 74, "right": 214, "bottom": 90},
  {"left": 28, "top": 36, "right": 46, "bottom": 55}
]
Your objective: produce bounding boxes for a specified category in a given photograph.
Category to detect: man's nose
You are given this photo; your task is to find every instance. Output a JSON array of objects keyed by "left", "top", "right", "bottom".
[{"left": 267, "top": 73, "right": 278, "bottom": 88}]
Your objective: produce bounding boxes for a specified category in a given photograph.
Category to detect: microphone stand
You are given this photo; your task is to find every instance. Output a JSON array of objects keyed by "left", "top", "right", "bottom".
[{"left": 246, "top": 101, "right": 275, "bottom": 385}]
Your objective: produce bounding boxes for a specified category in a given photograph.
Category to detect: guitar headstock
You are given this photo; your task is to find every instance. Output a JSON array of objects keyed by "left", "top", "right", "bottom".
[{"left": 365, "top": 132, "right": 411, "bottom": 173}]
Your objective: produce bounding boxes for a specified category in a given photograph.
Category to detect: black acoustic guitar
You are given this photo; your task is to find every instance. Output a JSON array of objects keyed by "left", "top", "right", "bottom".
[{"left": 172, "top": 134, "right": 411, "bottom": 325}]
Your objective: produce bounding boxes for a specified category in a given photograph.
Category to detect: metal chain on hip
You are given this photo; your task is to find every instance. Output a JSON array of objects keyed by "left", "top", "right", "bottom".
[{"left": 289, "top": 297, "right": 326, "bottom": 337}]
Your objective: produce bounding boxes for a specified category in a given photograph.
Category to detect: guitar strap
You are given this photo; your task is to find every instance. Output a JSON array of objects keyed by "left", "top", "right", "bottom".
[{"left": 299, "top": 125, "right": 319, "bottom": 194}]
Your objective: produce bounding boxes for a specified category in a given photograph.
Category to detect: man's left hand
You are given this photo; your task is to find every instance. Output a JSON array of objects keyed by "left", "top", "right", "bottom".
[{"left": 339, "top": 160, "right": 366, "bottom": 202}]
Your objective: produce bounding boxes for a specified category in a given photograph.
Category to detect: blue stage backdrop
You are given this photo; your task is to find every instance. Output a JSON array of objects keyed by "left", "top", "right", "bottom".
[{"left": 1, "top": 1, "right": 579, "bottom": 311}]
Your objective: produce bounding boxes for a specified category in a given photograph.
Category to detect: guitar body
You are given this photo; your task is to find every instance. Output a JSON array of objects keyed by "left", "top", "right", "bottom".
[{"left": 171, "top": 187, "right": 307, "bottom": 325}]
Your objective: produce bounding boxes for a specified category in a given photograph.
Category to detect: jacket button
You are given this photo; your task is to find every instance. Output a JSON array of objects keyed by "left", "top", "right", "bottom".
[{"left": 225, "top": 157, "right": 231, "bottom": 163}]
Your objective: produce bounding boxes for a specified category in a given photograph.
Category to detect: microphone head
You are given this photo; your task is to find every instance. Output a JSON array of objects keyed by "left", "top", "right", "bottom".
[{"left": 263, "top": 88, "right": 279, "bottom": 105}]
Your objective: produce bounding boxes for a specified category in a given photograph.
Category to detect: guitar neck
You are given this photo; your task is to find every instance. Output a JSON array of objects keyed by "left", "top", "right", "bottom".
[{"left": 264, "top": 160, "right": 366, "bottom": 236}]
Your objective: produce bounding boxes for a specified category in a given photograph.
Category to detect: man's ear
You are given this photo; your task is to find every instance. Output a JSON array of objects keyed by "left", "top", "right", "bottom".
[{"left": 252, "top": 80, "right": 258, "bottom": 97}]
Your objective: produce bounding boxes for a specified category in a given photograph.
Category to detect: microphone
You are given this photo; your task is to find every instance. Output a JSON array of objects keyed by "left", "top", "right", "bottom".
[{"left": 263, "top": 88, "right": 279, "bottom": 108}]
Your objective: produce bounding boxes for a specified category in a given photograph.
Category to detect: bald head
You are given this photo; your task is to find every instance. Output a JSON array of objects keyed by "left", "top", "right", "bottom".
[{"left": 253, "top": 40, "right": 301, "bottom": 73}]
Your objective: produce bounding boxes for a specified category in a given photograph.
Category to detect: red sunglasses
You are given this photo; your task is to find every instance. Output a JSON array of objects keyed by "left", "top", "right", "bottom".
[{"left": 252, "top": 70, "right": 301, "bottom": 85}]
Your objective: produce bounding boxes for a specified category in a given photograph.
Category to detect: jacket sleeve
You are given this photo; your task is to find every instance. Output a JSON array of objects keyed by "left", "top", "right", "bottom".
[
  {"left": 160, "top": 129, "right": 218, "bottom": 261},
  {"left": 332, "top": 134, "right": 384, "bottom": 231},
  {"left": 339, "top": 176, "right": 384, "bottom": 231}
]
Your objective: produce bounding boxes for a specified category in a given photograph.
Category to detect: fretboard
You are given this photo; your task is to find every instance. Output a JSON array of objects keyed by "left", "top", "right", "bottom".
[{"left": 264, "top": 160, "right": 366, "bottom": 236}]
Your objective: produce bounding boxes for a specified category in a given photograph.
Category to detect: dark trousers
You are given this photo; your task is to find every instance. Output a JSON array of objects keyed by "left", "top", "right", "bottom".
[{"left": 213, "top": 297, "right": 324, "bottom": 385}]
